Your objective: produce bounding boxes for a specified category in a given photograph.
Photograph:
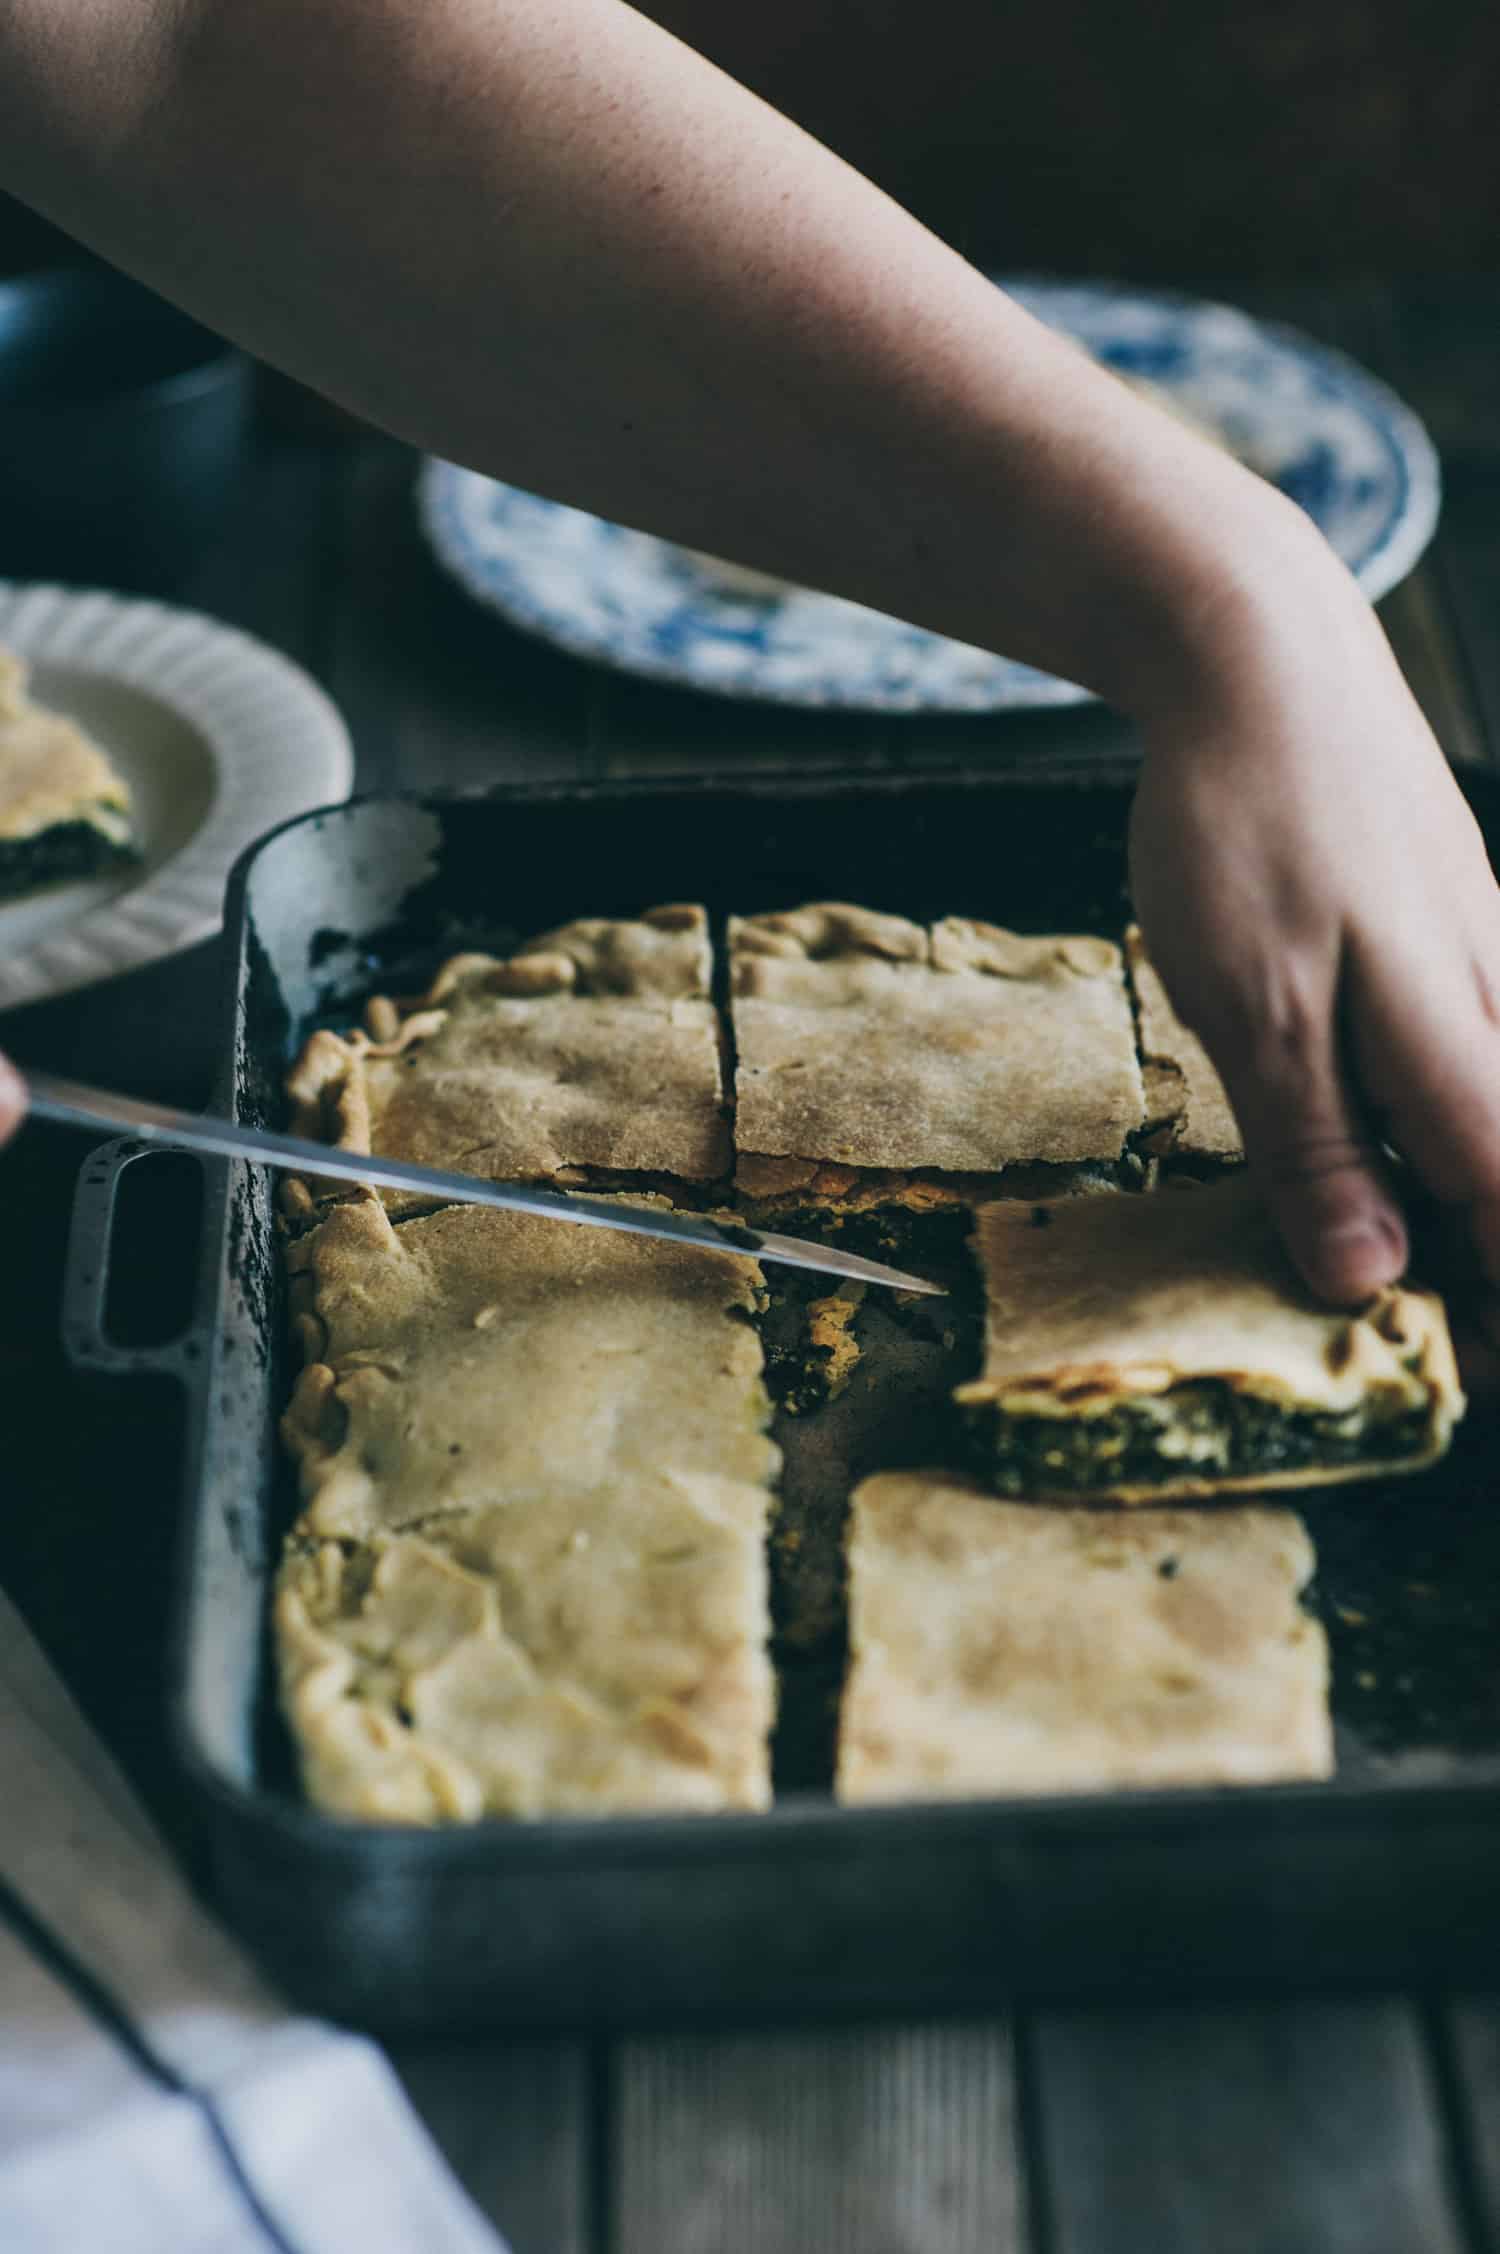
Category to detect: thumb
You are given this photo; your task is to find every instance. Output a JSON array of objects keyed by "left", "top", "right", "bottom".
[{"left": 1209, "top": 997, "right": 1407, "bottom": 1305}]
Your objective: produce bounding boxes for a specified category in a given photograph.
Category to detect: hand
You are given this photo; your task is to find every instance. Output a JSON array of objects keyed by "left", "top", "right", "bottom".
[
  {"left": 1129, "top": 528, "right": 1500, "bottom": 1310},
  {"left": 0, "top": 1053, "right": 25, "bottom": 1148}
]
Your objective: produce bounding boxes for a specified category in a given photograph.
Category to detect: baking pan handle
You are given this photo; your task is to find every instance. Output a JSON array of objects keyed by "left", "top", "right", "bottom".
[{"left": 61, "top": 1136, "right": 214, "bottom": 1380}]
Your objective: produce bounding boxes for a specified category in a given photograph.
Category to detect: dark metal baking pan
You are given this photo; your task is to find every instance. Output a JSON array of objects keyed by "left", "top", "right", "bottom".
[{"left": 61, "top": 773, "right": 1500, "bottom": 2033}]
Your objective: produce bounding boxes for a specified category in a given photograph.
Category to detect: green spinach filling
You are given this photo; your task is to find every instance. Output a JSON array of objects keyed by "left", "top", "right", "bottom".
[
  {"left": 0, "top": 819, "right": 135, "bottom": 900},
  {"left": 971, "top": 1379, "right": 1433, "bottom": 1495}
]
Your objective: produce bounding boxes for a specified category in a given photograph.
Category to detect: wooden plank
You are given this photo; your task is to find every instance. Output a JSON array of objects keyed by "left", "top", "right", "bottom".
[
  {"left": 325, "top": 442, "right": 596, "bottom": 793},
  {"left": 1294, "top": 279, "right": 1496, "bottom": 775},
  {"left": 612, "top": 2021, "right": 1023, "bottom": 2254},
  {"left": 181, "top": 426, "right": 343, "bottom": 671},
  {"left": 390, "top": 2035, "right": 593, "bottom": 2254},
  {"left": 1031, "top": 1998, "right": 1468, "bottom": 2254},
  {"left": 875, "top": 704, "right": 1139, "bottom": 783},
  {"left": 589, "top": 668, "right": 890, "bottom": 782},
  {"left": 1363, "top": 275, "right": 1500, "bottom": 474},
  {"left": 588, "top": 635, "right": 1142, "bottom": 786}
]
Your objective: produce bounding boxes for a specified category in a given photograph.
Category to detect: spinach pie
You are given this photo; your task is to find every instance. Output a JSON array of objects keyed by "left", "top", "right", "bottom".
[
  {"left": 837, "top": 1472, "right": 1331, "bottom": 1801},
  {"left": 282, "top": 905, "right": 730, "bottom": 1218},
  {"left": 730, "top": 902, "right": 1145, "bottom": 1215},
  {"left": 957, "top": 1174, "right": 1463, "bottom": 1502},
  {"left": 0, "top": 650, "right": 136, "bottom": 899},
  {"left": 278, "top": 1196, "right": 778, "bottom": 1820}
]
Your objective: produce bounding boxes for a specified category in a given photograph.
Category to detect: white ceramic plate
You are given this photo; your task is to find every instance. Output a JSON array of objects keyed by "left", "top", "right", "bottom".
[
  {"left": 0, "top": 583, "right": 353, "bottom": 1010},
  {"left": 419, "top": 277, "right": 1442, "bottom": 713}
]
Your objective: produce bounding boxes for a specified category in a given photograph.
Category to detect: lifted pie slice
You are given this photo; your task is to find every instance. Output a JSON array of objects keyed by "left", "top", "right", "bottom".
[
  {"left": 283, "top": 905, "right": 729, "bottom": 1210},
  {"left": 956, "top": 1175, "right": 1463, "bottom": 1501},
  {"left": 836, "top": 1472, "right": 1332, "bottom": 1802},
  {"left": 729, "top": 903, "right": 1144, "bottom": 1211}
]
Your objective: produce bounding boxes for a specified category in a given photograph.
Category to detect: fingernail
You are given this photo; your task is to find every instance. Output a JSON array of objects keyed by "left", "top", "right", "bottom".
[
  {"left": 1308, "top": 1212, "right": 1406, "bottom": 1300},
  {"left": 1322, "top": 1211, "right": 1403, "bottom": 1254}
]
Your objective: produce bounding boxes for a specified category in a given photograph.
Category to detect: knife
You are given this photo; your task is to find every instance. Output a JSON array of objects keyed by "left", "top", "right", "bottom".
[{"left": 25, "top": 1069, "right": 944, "bottom": 1296}]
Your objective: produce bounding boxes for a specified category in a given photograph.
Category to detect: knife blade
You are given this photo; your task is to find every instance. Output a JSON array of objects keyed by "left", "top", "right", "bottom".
[{"left": 25, "top": 1069, "right": 945, "bottom": 1296}]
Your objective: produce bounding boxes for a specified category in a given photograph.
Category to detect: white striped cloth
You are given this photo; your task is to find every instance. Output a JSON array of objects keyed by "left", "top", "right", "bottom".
[{"left": 0, "top": 1585, "right": 506, "bottom": 2254}]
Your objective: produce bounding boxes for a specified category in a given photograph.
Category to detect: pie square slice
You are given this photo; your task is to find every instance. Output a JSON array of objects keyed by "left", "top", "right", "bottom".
[
  {"left": 729, "top": 903, "right": 1145, "bottom": 1210},
  {"left": 277, "top": 1467, "right": 774, "bottom": 1821},
  {"left": 282, "top": 905, "right": 729, "bottom": 1214},
  {"left": 956, "top": 1175, "right": 1463, "bottom": 1502},
  {"left": 276, "top": 1196, "right": 779, "bottom": 1818},
  {"left": 281, "top": 1196, "right": 778, "bottom": 1540},
  {"left": 836, "top": 1472, "right": 1333, "bottom": 1802},
  {"left": 0, "top": 649, "right": 136, "bottom": 899},
  {"left": 1125, "top": 925, "right": 1242, "bottom": 1163}
]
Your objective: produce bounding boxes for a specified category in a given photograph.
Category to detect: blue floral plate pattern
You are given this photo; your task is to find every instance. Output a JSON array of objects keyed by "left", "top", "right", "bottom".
[{"left": 418, "top": 279, "right": 1441, "bottom": 713}]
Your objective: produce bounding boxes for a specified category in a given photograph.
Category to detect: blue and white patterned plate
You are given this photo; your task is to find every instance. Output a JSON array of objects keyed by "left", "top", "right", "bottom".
[{"left": 418, "top": 278, "right": 1441, "bottom": 713}]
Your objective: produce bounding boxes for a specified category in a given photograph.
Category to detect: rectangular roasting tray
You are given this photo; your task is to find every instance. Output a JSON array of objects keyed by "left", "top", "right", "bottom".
[{"left": 61, "top": 772, "right": 1500, "bottom": 2033}]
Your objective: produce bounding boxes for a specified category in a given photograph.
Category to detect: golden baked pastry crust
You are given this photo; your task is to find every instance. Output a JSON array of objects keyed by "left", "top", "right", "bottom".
[
  {"left": 729, "top": 903, "right": 1144, "bottom": 1181},
  {"left": 283, "top": 905, "right": 730, "bottom": 1197},
  {"left": 0, "top": 650, "right": 134, "bottom": 885},
  {"left": 282, "top": 1196, "right": 775, "bottom": 1538},
  {"left": 0, "top": 650, "right": 132, "bottom": 843},
  {"left": 277, "top": 1196, "right": 778, "bottom": 1818},
  {"left": 957, "top": 1175, "right": 1463, "bottom": 1500},
  {"left": 277, "top": 1467, "right": 774, "bottom": 1821},
  {"left": 1125, "top": 925, "right": 1242, "bottom": 1161},
  {"left": 836, "top": 1472, "right": 1332, "bottom": 1802}
]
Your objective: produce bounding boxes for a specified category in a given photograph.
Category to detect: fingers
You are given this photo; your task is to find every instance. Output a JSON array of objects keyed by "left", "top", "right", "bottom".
[
  {"left": 1245, "top": 1119, "right": 1407, "bottom": 1306},
  {"left": 1346, "top": 937, "right": 1500, "bottom": 1293},
  {"left": 1197, "top": 956, "right": 1409, "bottom": 1305},
  {"left": 0, "top": 1052, "right": 25, "bottom": 1148}
]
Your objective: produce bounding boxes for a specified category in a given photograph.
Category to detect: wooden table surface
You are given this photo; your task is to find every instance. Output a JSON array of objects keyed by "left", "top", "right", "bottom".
[{"left": 3, "top": 275, "right": 1500, "bottom": 2252}]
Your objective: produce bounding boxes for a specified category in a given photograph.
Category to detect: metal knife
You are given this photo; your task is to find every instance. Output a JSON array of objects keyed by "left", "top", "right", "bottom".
[{"left": 25, "top": 1069, "right": 945, "bottom": 1296}]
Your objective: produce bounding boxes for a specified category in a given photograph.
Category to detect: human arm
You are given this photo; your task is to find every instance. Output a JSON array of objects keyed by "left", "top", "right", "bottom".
[
  {"left": 4, "top": 0, "right": 1498, "bottom": 1303},
  {"left": 0, "top": 0, "right": 1310, "bottom": 688}
]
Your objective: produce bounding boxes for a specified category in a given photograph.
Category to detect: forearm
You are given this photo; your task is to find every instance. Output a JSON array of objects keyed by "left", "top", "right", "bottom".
[{"left": 0, "top": 0, "right": 1322, "bottom": 710}]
